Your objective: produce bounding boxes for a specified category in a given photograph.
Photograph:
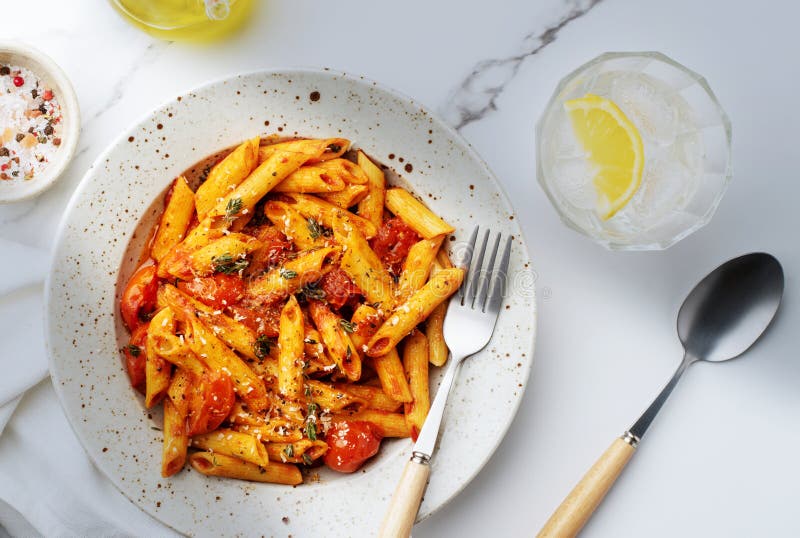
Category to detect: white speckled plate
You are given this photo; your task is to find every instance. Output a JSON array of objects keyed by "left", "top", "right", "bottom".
[{"left": 45, "top": 68, "right": 536, "bottom": 537}]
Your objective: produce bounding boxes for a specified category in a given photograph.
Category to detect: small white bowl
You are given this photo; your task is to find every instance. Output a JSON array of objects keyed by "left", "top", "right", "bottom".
[{"left": 0, "top": 41, "right": 80, "bottom": 203}]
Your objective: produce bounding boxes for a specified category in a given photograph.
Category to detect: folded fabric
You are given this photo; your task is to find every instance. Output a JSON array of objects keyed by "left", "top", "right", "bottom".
[{"left": 0, "top": 380, "right": 179, "bottom": 537}]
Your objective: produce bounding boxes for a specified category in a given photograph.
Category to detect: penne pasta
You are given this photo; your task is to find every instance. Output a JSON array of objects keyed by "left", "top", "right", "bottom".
[
  {"left": 189, "top": 452, "right": 302, "bottom": 485},
  {"left": 281, "top": 192, "right": 377, "bottom": 239},
  {"left": 266, "top": 440, "right": 328, "bottom": 464},
  {"left": 143, "top": 318, "right": 171, "bottom": 409},
  {"left": 258, "top": 138, "right": 350, "bottom": 165},
  {"left": 263, "top": 200, "right": 323, "bottom": 250},
  {"left": 425, "top": 300, "right": 449, "bottom": 367},
  {"left": 333, "top": 409, "right": 411, "bottom": 438},
  {"left": 384, "top": 187, "right": 455, "bottom": 239},
  {"left": 396, "top": 235, "right": 445, "bottom": 302},
  {"left": 189, "top": 233, "right": 262, "bottom": 276},
  {"left": 356, "top": 151, "right": 385, "bottom": 228},
  {"left": 192, "top": 429, "right": 270, "bottom": 467},
  {"left": 308, "top": 300, "right": 361, "bottom": 381},
  {"left": 246, "top": 246, "right": 340, "bottom": 304},
  {"left": 334, "top": 383, "right": 402, "bottom": 412},
  {"left": 273, "top": 164, "right": 347, "bottom": 193},
  {"left": 333, "top": 216, "right": 395, "bottom": 311},
  {"left": 305, "top": 379, "right": 366, "bottom": 412},
  {"left": 277, "top": 296, "right": 304, "bottom": 399},
  {"left": 366, "top": 268, "right": 464, "bottom": 357},
  {"left": 162, "top": 398, "right": 188, "bottom": 477},
  {"left": 151, "top": 176, "right": 195, "bottom": 262},
  {"left": 194, "top": 137, "right": 260, "bottom": 220},
  {"left": 403, "top": 330, "right": 430, "bottom": 441},
  {"left": 319, "top": 183, "right": 369, "bottom": 209}
]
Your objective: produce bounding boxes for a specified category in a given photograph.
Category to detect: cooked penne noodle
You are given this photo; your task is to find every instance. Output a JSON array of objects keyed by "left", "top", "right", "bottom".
[
  {"left": 163, "top": 286, "right": 269, "bottom": 412},
  {"left": 192, "top": 429, "right": 270, "bottom": 467},
  {"left": 318, "top": 158, "right": 369, "bottom": 185},
  {"left": 194, "top": 137, "right": 260, "bottom": 220},
  {"left": 385, "top": 187, "right": 455, "bottom": 239},
  {"left": 273, "top": 164, "right": 347, "bottom": 193},
  {"left": 188, "top": 233, "right": 262, "bottom": 276},
  {"left": 263, "top": 200, "right": 323, "bottom": 250},
  {"left": 350, "top": 304, "right": 412, "bottom": 403},
  {"left": 211, "top": 139, "right": 334, "bottom": 230},
  {"left": 356, "top": 151, "right": 385, "bottom": 228},
  {"left": 151, "top": 176, "right": 196, "bottom": 263},
  {"left": 258, "top": 138, "right": 349, "bottom": 165},
  {"left": 333, "top": 409, "right": 411, "bottom": 438},
  {"left": 396, "top": 235, "right": 444, "bottom": 302},
  {"left": 189, "top": 452, "right": 302, "bottom": 485},
  {"left": 334, "top": 383, "right": 401, "bottom": 412},
  {"left": 436, "top": 247, "right": 454, "bottom": 270},
  {"left": 171, "top": 288, "right": 260, "bottom": 360},
  {"left": 305, "top": 379, "right": 366, "bottom": 412},
  {"left": 266, "top": 440, "right": 328, "bottom": 464},
  {"left": 425, "top": 300, "right": 449, "bottom": 367},
  {"left": 366, "top": 268, "right": 464, "bottom": 357},
  {"left": 246, "top": 246, "right": 340, "bottom": 304},
  {"left": 308, "top": 300, "right": 361, "bottom": 381},
  {"left": 282, "top": 192, "right": 377, "bottom": 239},
  {"left": 403, "top": 330, "right": 430, "bottom": 441},
  {"left": 333, "top": 217, "right": 395, "bottom": 310},
  {"left": 319, "top": 183, "right": 369, "bottom": 208},
  {"left": 278, "top": 296, "right": 304, "bottom": 399},
  {"left": 147, "top": 307, "right": 206, "bottom": 375},
  {"left": 162, "top": 398, "right": 188, "bottom": 477},
  {"left": 143, "top": 319, "right": 171, "bottom": 409}
]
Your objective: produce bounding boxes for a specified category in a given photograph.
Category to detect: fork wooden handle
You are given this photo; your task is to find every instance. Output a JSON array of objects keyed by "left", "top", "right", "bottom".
[
  {"left": 537, "top": 437, "right": 636, "bottom": 538},
  {"left": 378, "top": 458, "right": 431, "bottom": 538}
]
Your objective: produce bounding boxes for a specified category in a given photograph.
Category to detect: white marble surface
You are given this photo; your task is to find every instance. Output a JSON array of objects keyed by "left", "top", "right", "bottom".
[{"left": 1, "top": 0, "right": 799, "bottom": 536}]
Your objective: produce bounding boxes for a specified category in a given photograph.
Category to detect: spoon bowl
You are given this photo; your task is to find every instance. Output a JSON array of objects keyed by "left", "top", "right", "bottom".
[{"left": 678, "top": 253, "right": 784, "bottom": 362}]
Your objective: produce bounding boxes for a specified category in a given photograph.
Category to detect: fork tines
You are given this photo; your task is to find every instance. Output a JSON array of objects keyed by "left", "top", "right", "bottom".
[{"left": 456, "top": 226, "right": 512, "bottom": 314}]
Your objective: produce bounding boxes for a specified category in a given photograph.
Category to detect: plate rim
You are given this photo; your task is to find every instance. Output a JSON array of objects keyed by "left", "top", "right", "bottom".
[{"left": 44, "top": 66, "right": 537, "bottom": 533}]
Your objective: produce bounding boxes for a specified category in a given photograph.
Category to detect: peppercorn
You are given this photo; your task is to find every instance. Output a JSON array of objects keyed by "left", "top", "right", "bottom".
[
  {"left": 53, "top": 138, "right": 61, "bottom": 146},
  {"left": 44, "top": 125, "right": 54, "bottom": 136},
  {"left": 0, "top": 147, "right": 8, "bottom": 157},
  {"left": 15, "top": 133, "right": 25, "bottom": 143},
  {"left": 0, "top": 66, "right": 9, "bottom": 76},
  {"left": 38, "top": 104, "right": 47, "bottom": 114},
  {"left": 31, "top": 88, "right": 38, "bottom": 99}
]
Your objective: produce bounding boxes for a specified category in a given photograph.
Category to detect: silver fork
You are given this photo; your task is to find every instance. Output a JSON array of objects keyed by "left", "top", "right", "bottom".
[{"left": 378, "top": 226, "right": 512, "bottom": 538}]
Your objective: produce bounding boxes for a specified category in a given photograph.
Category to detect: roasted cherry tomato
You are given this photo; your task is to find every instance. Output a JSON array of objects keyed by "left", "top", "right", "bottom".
[
  {"left": 319, "top": 268, "right": 362, "bottom": 310},
  {"left": 324, "top": 420, "right": 383, "bottom": 473},
  {"left": 246, "top": 226, "right": 293, "bottom": 275},
  {"left": 187, "top": 371, "right": 235, "bottom": 436},
  {"left": 122, "top": 323, "right": 149, "bottom": 393},
  {"left": 120, "top": 264, "right": 159, "bottom": 331},
  {"left": 226, "top": 303, "right": 282, "bottom": 337},
  {"left": 178, "top": 273, "right": 244, "bottom": 310},
  {"left": 370, "top": 217, "right": 420, "bottom": 275}
]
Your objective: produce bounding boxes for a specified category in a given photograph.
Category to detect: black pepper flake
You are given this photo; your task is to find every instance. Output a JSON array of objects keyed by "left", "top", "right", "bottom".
[
  {"left": 0, "top": 147, "right": 8, "bottom": 157},
  {"left": 44, "top": 125, "right": 54, "bottom": 136},
  {"left": 15, "top": 133, "right": 25, "bottom": 143},
  {"left": 156, "top": 123, "right": 163, "bottom": 130},
  {"left": 309, "top": 91, "right": 320, "bottom": 101},
  {"left": 31, "top": 88, "right": 38, "bottom": 98},
  {"left": 38, "top": 104, "right": 46, "bottom": 114},
  {"left": 0, "top": 66, "right": 9, "bottom": 76}
]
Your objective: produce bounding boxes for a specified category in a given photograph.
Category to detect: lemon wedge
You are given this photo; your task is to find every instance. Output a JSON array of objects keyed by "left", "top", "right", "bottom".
[{"left": 564, "top": 94, "right": 644, "bottom": 220}]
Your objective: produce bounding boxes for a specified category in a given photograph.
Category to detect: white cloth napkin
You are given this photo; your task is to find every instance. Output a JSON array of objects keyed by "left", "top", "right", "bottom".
[{"left": 0, "top": 239, "right": 177, "bottom": 536}]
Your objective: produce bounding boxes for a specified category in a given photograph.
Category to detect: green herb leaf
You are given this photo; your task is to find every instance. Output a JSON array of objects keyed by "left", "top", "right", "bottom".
[
  {"left": 283, "top": 444, "right": 294, "bottom": 458},
  {"left": 339, "top": 319, "right": 356, "bottom": 334},
  {"left": 307, "top": 217, "right": 323, "bottom": 240},
  {"left": 300, "top": 283, "right": 326, "bottom": 301},
  {"left": 305, "top": 421, "right": 317, "bottom": 441},
  {"left": 212, "top": 253, "right": 249, "bottom": 274},
  {"left": 302, "top": 453, "right": 313, "bottom": 466},
  {"left": 224, "top": 197, "right": 243, "bottom": 223},
  {"left": 125, "top": 344, "right": 141, "bottom": 357},
  {"left": 307, "top": 402, "right": 318, "bottom": 417},
  {"left": 254, "top": 335, "right": 272, "bottom": 359},
  {"left": 345, "top": 346, "right": 352, "bottom": 362},
  {"left": 280, "top": 268, "right": 298, "bottom": 279},
  {"left": 304, "top": 384, "right": 312, "bottom": 398}
]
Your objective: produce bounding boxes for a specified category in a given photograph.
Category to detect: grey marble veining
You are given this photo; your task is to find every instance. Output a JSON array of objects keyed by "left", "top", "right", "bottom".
[{"left": 440, "top": 0, "right": 603, "bottom": 130}]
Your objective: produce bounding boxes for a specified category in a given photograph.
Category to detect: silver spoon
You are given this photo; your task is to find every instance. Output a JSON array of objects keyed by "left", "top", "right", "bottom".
[{"left": 538, "top": 252, "right": 785, "bottom": 538}]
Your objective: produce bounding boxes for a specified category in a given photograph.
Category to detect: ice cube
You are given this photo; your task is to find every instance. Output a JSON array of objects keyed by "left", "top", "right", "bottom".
[
  {"left": 551, "top": 157, "right": 596, "bottom": 210},
  {"left": 629, "top": 157, "right": 692, "bottom": 229},
  {"left": 611, "top": 73, "right": 678, "bottom": 146}
]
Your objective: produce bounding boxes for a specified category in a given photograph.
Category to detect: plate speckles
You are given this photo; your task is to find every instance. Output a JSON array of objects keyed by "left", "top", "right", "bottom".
[{"left": 45, "top": 68, "right": 536, "bottom": 537}]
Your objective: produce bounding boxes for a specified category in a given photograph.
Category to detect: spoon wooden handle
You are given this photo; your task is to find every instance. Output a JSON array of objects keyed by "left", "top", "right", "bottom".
[{"left": 537, "top": 435, "right": 637, "bottom": 538}]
